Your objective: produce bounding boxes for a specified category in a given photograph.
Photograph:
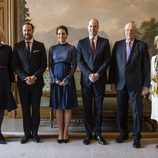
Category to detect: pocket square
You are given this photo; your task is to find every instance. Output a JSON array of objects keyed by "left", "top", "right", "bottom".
[{"left": 32, "top": 50, "right": 40, "bottom": 53}]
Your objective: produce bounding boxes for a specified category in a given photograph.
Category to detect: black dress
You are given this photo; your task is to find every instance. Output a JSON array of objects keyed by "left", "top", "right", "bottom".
[
  {"left": 0, "top": 44, "right": 16, "bottom": 111},
  {"left": 49, "top": 43, "right": 78, "bottom": 109}
]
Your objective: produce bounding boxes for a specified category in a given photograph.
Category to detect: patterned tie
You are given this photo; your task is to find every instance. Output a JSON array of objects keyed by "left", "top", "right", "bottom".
[
  {"left": 90, "top": 38, "right": 95, "bottom": 53},
  {"left": 26, "top": 42, "right": 31, "bottom": 58},
  {"left": 126, "top": 41, "right": 131, "bottom": 61}
]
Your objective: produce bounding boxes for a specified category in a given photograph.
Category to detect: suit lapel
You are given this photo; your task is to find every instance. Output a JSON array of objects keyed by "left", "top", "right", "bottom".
[
  {"left": 21, "top": 41, "right": 29, "bottom": 60},
  {"left": 30, "top": 40, "right": 37, "bottom": 58},
  {"left": 121, "top": 40, "right": 126, "bottom": 65}
]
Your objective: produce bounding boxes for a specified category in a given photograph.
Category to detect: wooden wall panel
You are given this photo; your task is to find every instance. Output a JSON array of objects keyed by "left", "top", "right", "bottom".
[{"left": 0, "top": 1, "right": 8, "bottom": 44}]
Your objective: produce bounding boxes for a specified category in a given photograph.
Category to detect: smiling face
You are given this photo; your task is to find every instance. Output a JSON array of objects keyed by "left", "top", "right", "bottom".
[
  {"left": 124, "top": 22, "right": 136, "bottom": 41},
  {"left": 88, "top": 19, "right": 99, "bottom": 37},
  {"left": 22, "top": 24, "right": 34, "bottom": 41},
  {"left": 57, "top": 29, "right": 68, "bottom": 44}
]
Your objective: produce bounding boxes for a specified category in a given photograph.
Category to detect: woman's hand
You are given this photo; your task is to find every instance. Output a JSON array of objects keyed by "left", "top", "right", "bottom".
[{"left": 55, "top": 80, "right": 62, "bottom": 85}]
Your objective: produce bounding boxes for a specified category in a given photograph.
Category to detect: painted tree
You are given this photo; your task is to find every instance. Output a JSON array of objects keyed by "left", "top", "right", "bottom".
[
  {"left": 137, "top": 18, "right": 158, "bottom": 56},
  {"left": 24, "top": 0, "right": 31, "bottom": 23}
]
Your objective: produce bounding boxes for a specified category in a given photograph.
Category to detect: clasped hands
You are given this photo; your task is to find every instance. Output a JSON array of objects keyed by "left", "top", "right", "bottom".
[
  {"left": 89, "top": 73, "right": 99, "bottom": 83},
  {"left": 55, "top": 80, "right": 66, "bottom": 86},
  {"left": 25, "top": 75, "right": 37, "bottom": 85}
]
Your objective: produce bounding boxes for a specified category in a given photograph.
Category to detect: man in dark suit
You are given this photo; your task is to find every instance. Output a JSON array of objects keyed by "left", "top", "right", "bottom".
[
  {"left": 77, "top": 18, "right": 110, "bottom": 145},
  {"left": 109, "top": 22, "right": 150, "bottom": 148},
  {"left": 13, "top": 23, "right": 47, "bottom": 144}
]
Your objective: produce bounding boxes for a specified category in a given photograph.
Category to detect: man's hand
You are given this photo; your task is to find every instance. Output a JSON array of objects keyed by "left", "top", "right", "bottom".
[
  {"left": 25, "top": 75, "right": 37, "bottom": 85},
  {"left": 141, "top": 87, "right": 149, "bottom": 97},
  {"left": 89, "top": 73, "right": 99, "bottom": 83}
]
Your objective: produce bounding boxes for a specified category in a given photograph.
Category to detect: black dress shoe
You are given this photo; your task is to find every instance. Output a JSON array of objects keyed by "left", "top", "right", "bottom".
[
  {"left": 133, "top": 139, "right": 141, "bottom": 148},
  {"left": 116, "top": 135, "right": 128, "bottom": 143},
  {"left": 0, "top": 134, "right": 6, "bottom": 144},
  {"left": 83, "top": 135, "right": 92, "bottom": 145},
  {"left": 156, "top": 144, "right": 158, "bottom": 149},
  {"left": 95, "top": 135, "right": 107, "bottom": 145},
  {"left": 21, "top": 136, "right": 30, "bottom": 144},
  {"left": 32, "top": 135, "right": 40, "bottom": 143}
]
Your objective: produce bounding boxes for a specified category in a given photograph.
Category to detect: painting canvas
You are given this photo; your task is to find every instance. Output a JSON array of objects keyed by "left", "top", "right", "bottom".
[
  {"left": 17, "top": 0, "right": 158, "bottom": 94},
  {"left": 21, "top": 0, "right": 158, "bottom": 54}
]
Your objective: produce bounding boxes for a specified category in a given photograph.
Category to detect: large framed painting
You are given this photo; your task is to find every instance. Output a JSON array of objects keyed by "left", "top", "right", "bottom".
[
  {"left": 14, "top": 0, "right": 158, "bottom": 119},
  {"left": 15, "top": 0, "right": 158, "bottom": 90},
  {"left": 17, "top": 0, "right": 158, "bottom": 54}
]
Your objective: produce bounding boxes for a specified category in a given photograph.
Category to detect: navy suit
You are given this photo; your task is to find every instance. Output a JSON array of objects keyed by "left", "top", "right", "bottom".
[
  {"left": 109, "top": 39, "right": 150, "bottom": 139},
  {"left": 77, "top": 36, "right": 110, "bottom": 136},
  {"left": 13, "top": 40, "right": 47, "bottom": 136}
]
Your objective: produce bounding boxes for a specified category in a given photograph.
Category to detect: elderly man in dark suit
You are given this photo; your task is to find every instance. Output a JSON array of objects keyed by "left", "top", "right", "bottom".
[
  {"left": 77, "top": 18, "right": 110, "bottom": 145},
  {"left": 109, "top": 22, "right": 150, "bottom": 148},
  {"left": 13, "top": 23, "right": 47, "bottom": 144}
]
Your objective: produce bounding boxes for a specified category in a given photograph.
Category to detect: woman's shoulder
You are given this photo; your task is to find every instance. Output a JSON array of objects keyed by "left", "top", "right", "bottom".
[
  {"left": 67, "top": 44, "right": 76, "bottom": 51},
  {"left": 49, "top": 44, "right": 59, "bottom": 50}
]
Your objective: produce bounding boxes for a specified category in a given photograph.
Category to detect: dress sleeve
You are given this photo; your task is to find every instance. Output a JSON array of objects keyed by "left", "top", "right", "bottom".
[
  {"left": 49, "top": 47, "right": 58, "bottom": 83},
  {"left": 62, "top": 46, "right": 77, "bottom": 85}
]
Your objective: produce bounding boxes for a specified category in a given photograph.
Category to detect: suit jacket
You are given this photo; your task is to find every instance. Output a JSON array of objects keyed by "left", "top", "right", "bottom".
[
  {"left": 13, "top": 40, "right": 47, "bottom": 86},
  {"left": 77, "top": 36, "right": 110, "bottom": 86},
  {"left": 109, "top": 39, "right": 150, "bottom": 91}
]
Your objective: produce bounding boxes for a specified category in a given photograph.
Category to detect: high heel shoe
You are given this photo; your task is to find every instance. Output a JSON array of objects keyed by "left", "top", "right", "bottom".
[
  {"left": 63, "top": 138, "right": 69, "bottom": 143},
  {"left": 57, "top": 139, "right": 63, "bottom": 144}
]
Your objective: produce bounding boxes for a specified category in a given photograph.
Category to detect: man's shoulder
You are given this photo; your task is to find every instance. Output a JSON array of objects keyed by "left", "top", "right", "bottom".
[
  {"left": 98, "top": 36, "right": 109, "bottom": 41},
  {"left": 78, "top": 37, "right": 89, "bottom": 43},
  {"left": 134, "top": 39, "right": 147, "bottom": 46},
  {"left": 114, "top": 39, "right": 125, "bottom": 44},
  {"left": 14, "top": 40, "right": 24, "bottom": 47},
  {"left": 33, "top": 40, "right": 44, "bottom": 45}
]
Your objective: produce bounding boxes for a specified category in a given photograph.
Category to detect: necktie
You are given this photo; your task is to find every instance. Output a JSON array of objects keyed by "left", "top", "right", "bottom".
[
  {"left": 126, "top": 41, "right": 131, "bottom": 61},
  {"left": 26, "top": 42, "right": 31, "bottom": 58},
  {"left": 90, "top": 38, "right": 95, "bottom": 53}
]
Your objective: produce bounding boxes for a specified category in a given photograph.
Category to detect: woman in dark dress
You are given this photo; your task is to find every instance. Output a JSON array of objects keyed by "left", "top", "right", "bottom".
[
  {"left": 49, "top": 26, "right": 78, "bottom": 143},
  {"left": 0, "top": 28, "right": 16, "bottom": 144}
]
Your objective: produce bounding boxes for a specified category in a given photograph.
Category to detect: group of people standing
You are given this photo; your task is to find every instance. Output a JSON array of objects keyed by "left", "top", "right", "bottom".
[{"left": 0, "top": 18, "right": 157, "bottom": 149}]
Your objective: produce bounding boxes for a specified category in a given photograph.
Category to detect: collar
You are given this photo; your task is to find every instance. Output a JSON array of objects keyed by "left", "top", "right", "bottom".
[
  {"left": 89, "top": 35, "right": 98, "bottom": 41},
  {"left": 125, "top": 39, "right": 134, "bottom": 44},
  {"left": 25, "top": 38, "right": 33, "bottom": 43}
]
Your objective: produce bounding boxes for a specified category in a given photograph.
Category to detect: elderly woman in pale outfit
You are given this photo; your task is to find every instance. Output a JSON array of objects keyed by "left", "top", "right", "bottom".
[{"left": 150, "top": 35, "right": 158, "bottom": 149}]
